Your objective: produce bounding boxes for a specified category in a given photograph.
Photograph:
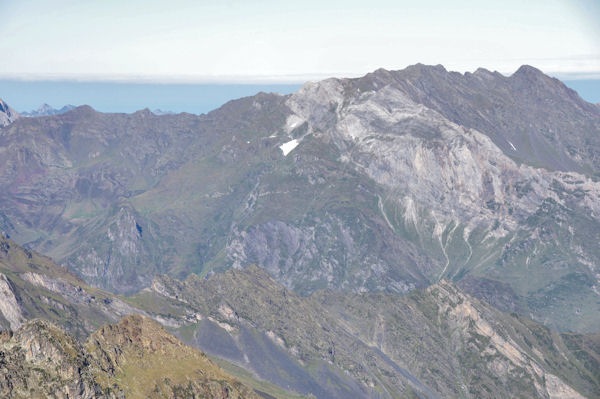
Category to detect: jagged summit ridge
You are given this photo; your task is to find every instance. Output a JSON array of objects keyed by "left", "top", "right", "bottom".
[{"left": 306, "top": 63, "right": 600, "bottom": 174}]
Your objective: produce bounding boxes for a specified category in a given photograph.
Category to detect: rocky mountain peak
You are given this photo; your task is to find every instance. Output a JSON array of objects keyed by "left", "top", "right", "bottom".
[
  {"left": 512, "top": 64, "right": 545, "bottom": 78},
  {"left": 12, "top": 318, "right": 81, "bottom": 362}
]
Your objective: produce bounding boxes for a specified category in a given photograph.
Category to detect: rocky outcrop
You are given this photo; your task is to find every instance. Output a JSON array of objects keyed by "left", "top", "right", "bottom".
[
  {"left": 429, "top": 282, "right": 585, "bottom": 398},
  {"left": 0, "top": 273, "right": 25, "bottom": 330},
  {"left": 0, "top": 319, "right": 110, "bottom": 399},
  {"left": 0, "top": 316, "right": 259, "bottom": 399},
  {"left": 285, "top": 68, "right": 600, "bottom": 232},
  {"left": 0, "top": 99, "right": 19, "bottom": 127}
]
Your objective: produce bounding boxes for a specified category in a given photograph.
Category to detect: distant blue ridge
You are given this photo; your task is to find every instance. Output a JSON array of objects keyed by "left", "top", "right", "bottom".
[{"left": 0, "top": 80, "right": 303, "bottom": 114}]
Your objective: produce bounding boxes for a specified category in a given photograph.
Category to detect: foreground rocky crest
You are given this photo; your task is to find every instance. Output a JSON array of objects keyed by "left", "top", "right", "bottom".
[{"left": 0, "top": 315, "right": 259, "bottom": 399}]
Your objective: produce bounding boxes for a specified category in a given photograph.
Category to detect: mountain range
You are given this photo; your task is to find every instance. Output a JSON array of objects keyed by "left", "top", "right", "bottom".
[
  {"left": 21, "top": 104, "right": 77, "bottom": 118},
  {"left": 1, "top": 64, "right": 599, "bottom": 333},
  {"left": 0, "top": 64, "right": 599, "bottom": 397}
]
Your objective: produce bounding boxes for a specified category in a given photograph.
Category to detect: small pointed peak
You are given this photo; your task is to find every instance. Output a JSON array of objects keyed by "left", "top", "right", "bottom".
[
  {"left": 433, "top": 64, "right": 447, "bottom": 72},
  {"left": 474, "top": 67, "right": 492, "bottom": 75},
  {"left": 372, "top": 67, "right": 391, "bottom": 75},
  {"left": 513, "top": 64, "right": 544, "bottom": 77},
  {"left": 59, "top": 105, "right": 95, "bottom": 119},
  {"left": 360, "top": 67, "right": 396, "bottom": 88},
  {"left": 134, "top": 108, "right": 153, "bottom": 115}
]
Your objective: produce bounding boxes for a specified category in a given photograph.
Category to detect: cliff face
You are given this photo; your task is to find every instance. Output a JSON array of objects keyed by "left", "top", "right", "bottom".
[{"left": 0, "top": 315, "right": 259, "bottom": 399}]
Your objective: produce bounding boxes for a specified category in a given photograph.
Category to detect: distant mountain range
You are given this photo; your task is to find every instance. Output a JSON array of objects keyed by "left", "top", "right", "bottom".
[
  {"left": 20, "top": 103, "right": 175, "bottom": 117},
  {"left": 20, "top": 103, "right": 77, "bottom": 117}
]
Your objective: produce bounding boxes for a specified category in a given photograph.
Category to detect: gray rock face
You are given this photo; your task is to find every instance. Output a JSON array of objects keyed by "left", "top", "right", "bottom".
[
  {"left": 281, "top": 68, "right": 600, "bottom": 331},
  {"left": 0, "top": 99, "right": 19, "bottom": 127},
  {"left": 286, "top": 77, "right": 600, "bottom": 229}
]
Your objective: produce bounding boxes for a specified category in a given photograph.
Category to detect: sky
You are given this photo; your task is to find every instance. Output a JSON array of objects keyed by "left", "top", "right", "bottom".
[
  {"left": 0, "top": 0, "right": 598, "bottom": 112},
  {"left": 1, "top": 0, "right": 599, "bottom": 82}
]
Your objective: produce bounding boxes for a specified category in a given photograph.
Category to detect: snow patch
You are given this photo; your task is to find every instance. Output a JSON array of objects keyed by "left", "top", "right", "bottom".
[{"left": 280, "top": 139, "right": 299, "bottom": 156}]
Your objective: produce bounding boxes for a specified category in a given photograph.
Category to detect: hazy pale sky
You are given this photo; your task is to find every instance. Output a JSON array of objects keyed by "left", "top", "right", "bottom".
[{"left": 1, "top": 0, "right": 599, "bottom": 82}]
